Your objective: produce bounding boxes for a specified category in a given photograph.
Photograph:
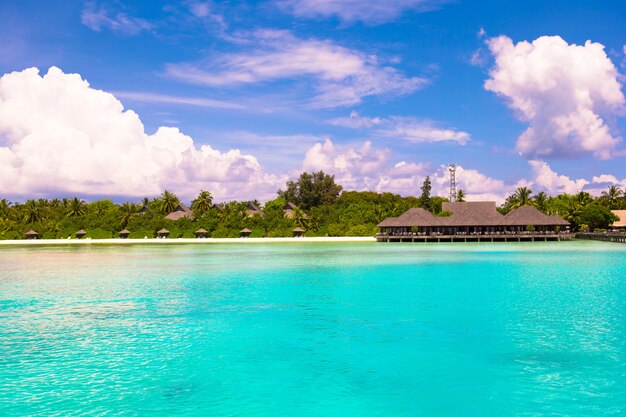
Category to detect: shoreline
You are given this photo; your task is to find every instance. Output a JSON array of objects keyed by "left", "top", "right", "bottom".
[{"left": 0, "top": 236, "right": 377, "bottom": 246}]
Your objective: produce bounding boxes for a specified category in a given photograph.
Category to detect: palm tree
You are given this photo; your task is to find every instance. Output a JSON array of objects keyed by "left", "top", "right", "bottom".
[
  {"left": 158, "top": 190, "right": 180, "bottom": 214},
  {"left": 119, "top": 202, "right": 137, "bottom": 229},
  {"left": 191, "top": 190, "right": 213, "bottom": 215},
  {"left": 533, "top": 191, "right": 548, "bottom": 213},
  {"left": 456, "top": 189, "right": 466, "bottom": 202},
  {"left": 508, "top": 187, "right": 534, "bottom": 209},
  {"left": 0, "top": 199, "right": 10, "bottom": 220},
  {"left": 66, "top": 197, "right": 86, "bottom": 217},
  {"left": 292, "top": 207, "right": 309, "bottom": 230},
  {"left": 23, "top": 199, "right": 42, "bottom": 223},
  {"left": 601, "top": 185, "right": 623, "bottom": 209}
]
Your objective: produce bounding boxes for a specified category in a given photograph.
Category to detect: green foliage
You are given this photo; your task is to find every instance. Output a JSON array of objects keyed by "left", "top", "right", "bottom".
[
  {"left": 579, "top": 204, "right": 619, "bottom": 231},
  {"left": 437, "top": 210, "right": 452, "bottom": 217},
  {"left": 278, "top": 171, "right": 343, "bottom": 210},
  {"left": 3, "top": 177, "right": 622, "bottom": 240},
  {"left": 419, "top": 176, "right": 432, "bottom": 211}
]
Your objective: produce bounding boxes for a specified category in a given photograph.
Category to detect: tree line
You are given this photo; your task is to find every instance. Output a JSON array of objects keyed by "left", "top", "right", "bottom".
[{"left": 0, "top": 172, "right": 623, "bottom": 239}]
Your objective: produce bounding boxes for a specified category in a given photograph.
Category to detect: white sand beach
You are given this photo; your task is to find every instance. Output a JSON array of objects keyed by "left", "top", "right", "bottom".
[{"left": 0, "top": 236, "right": 376, "bottom": 246}]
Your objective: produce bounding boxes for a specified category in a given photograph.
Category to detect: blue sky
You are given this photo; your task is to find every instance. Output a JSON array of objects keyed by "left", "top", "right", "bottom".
[{"left": 1, "top": 0, "right": 625, "bottom": 202}]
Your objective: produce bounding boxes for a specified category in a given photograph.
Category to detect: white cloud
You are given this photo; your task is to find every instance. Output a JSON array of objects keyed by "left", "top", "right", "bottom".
[
  {"left": 327, "top": 112, "right": 470, "bottom": 144},
  {"left": 326, "top": 111, "right": 381, "bottom": 128},
  {"left": 114, "top": 91, "right": 246, "bottom": 110},
  {"left": 432, "top": 164, "right": 520, "bottom": 203},
  {"left": 187, "top": 1, "right": 227, "bottom": 31},
  {"left": 528, "top": 160, "right": 588, "bottom": 194},
  {"left": 276, "top": 0, "right": 448, "bottom": 24},
  {"left": 0, "top": 67, "right": 282, "bottom": 202},
  {"left": 485, "top": 35, "right": 625, "bottom": 160},
  {"left": 164, "top": 29, "right": 426, "bottom": 108},
  {"left": 299, "top": 139, "right": 510, "bottom": 199},
  {"left": 81, "top": 2, "right": 153, "bottom": 35}
]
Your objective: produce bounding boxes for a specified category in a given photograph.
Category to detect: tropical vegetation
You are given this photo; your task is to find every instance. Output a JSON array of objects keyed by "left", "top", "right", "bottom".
[{"left": 0, "top": 171, "right": 623, "bottom": 239}]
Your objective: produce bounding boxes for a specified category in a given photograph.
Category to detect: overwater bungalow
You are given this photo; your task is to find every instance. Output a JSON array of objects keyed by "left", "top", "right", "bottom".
[
  {"left": 610, "top": 210, "right": 626, "bottom": 231},
  {"left": 25, "top": 229, "right": 39, "bottom": 240},
  {"left": 75, "top": 229, "right": 87, "bottom": 239},
  {"left": 377, "top": 201, "right": 571, "bottom": 242},
  {"left": 293, "top": 227, "right": 305, "bottom": 237},
  {"left": 165, "top": 204, "right": 194, "bottom": 221},
  {"left": 156, "top": 228, "right": 170, "bottom": 238},
  {"left": 240, "top": 228, "right": 252, "bottom": 238},
  {"left": 195, "top": 228, "right": 209, "bottom": 238},
  {"left": 119, "top": 229, "right": 130, "bottom": 239}
]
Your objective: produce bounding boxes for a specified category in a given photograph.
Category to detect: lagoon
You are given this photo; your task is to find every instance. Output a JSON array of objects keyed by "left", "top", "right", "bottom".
[{"left": 1, "top": 241, "right": 626, "bottom": 416}]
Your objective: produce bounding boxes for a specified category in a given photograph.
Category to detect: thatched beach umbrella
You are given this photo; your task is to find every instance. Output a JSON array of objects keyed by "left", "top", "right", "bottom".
[
  {"left": 119, "top": 229, "right": 130, "bottom": 239},
  {"left": 292, "top": 227, "right": 305, "bottom": 237},
  {"left": 157, "top": 228, "right": 170, "bottom": 238},
  {"left": 240, "top": 228, "right": 252, "bottom": 238},
  {"left": 195, "top": 228, "right": 208, "bottom": 238},
  {"left": 76, "top": 229, "right": 87, "bottom": 239},
  {"left": 25, "top": 229, "right": 39, "bottom": 240}
]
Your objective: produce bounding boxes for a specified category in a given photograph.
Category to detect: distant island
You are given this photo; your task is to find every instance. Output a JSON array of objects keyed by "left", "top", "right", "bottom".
[{"left": 0, "top": 171, "right": 623, "bottom": 240}]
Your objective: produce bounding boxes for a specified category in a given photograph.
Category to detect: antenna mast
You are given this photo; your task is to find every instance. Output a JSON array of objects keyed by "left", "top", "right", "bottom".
[{"left": 448, "top": 164, "right": 457, "bottom": 202}]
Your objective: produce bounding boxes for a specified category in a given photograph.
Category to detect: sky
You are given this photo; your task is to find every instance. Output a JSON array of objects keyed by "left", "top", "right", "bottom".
[{"left": 1, "top": 0, "right": 626, "bottom": 203}]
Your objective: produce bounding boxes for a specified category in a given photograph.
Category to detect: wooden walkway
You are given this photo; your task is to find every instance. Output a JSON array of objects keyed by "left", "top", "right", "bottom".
[
  {"left": 376, "top": 233, "right": 572, "bottom": 243},
  {"left": 576, "top": 232, "right": 626, "bottom": 244}
]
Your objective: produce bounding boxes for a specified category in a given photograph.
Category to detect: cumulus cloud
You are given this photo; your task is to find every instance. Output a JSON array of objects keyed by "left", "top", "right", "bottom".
[
  {"left": 527, "top": 160, "right": 588, "bottom": 194},
  {"left": 327, "top": 111, "right": 470, "bottom": 144},
  {"left": 431, "top": 164, "right": 520, "bottom": 203},
  {"left": 0, "top": 67, "right": 282, "bottom": 201},
  {"left": 164, "top": 29, "right": 426, "bottom": 108},
  {"left": 299, "top": 138, "right": 511, "bottom": 199},
  {"left": 275, "top": 0, "right": 448, "bottom": 25},
  {"left": 81, "top": 2, "right": 154, "bottom": 35},
  {"left": 485, "top": 35, "right": 625, "bottom": 160}
]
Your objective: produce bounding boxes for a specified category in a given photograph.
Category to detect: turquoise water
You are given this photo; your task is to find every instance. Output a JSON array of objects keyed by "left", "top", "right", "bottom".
[{"left": 1, "top": 241, "right": 626, "bottom": 416}]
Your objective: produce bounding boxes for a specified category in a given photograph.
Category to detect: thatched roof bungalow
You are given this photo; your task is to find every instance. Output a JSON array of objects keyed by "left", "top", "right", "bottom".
[
  {"left": 165, "top": 204, "right": 194, "bottom": 221},
  {"left": 157, "top": 228, "right": 170, "bottom": 238},
  {"left": 119, "top": 229, "right": 130, "bottom": 239},
  {"left": 240, "top": 227, "right": 252, "bottom": 237},
  {"left": 25, "top": 229, "right": 39, "bottom": 240},
  {"left": 246, "top": 203, "right": 265, "bottom": 218},
  {"left": 293, "top": 227, "right": 305, "bottom": 237},
  {"left": 75, "top": 229, "right": 87, "bottom": 239},
  {"left": 283, "top": 202, "right": 307, "bottom": 219},
  {"left": 378, "top": 202, "right": 570, "bottom": 236},
  {"left": 195, "top": 228, "right": 209, "bottom": 238}
]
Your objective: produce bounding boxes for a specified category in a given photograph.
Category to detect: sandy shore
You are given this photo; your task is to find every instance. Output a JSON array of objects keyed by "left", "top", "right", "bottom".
[{"left": 0, "top": 236, "right": 376, "bottom": 246}]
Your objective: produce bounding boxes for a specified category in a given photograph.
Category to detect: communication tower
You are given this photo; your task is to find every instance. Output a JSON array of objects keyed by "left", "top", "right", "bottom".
[{"left": 448, "top": 164, "right": 457, "bottom": 202}]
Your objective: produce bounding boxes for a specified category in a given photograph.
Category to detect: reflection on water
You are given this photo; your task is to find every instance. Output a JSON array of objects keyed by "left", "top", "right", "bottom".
[{"left": 0, "top": 241, "right": 625, "bottom": 416}]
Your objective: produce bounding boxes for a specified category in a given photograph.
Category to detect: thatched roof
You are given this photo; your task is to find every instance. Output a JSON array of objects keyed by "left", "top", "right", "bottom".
[
  {"left": 25, "top": 229, "right": 39, "bottom": 236},
  {"left": 119, "top": 229, "right": 130, "bottom": 235},
  {"left": 293, "top": 227, "right": 305, "bottom": 232},
  {"left": 157, "top": 228, "right": 170, "bottom": 234},
  {"left": 611, "top": 210, "right": 626, "bottom": 227},
  {"left": 440, "top": 202, "right": 503, "bottom": 226},
  {"left": 378, "top": 202, "right": 570, "bottom": 228},
  {"left": 165, "top": 204, "right": 194, "bottom": 221},
  {"left": 284, "top": 202, "right": 298, "bottom": 210},
  {"left": 246, "top": 203, "right": 265, "bottom": 217},
  {"left": 377, "top": 217, "right": 398, "bottom": 227},
  {"left": 195, "top": 228, "right": 208, "bottom": 234},
  {"left": 391, "top": 208, "right": 442, "bottom": 227},
  {"left": 501, "top": 206, "right": 569, "bottom": 226},
  {"left": 76, "top": 229, "right": 86, "bottom": 235},
  {"left": 240, "top": 228, "right": 252, "bottom": 233}
]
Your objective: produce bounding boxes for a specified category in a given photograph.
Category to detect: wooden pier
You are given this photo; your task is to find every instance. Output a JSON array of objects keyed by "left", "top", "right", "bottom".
[
  {"left": 576, "top": 232, "right": 626, "bottom": 244},
  {"left": 376, "top": 233, "right": 572, "bottom": 243}
]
